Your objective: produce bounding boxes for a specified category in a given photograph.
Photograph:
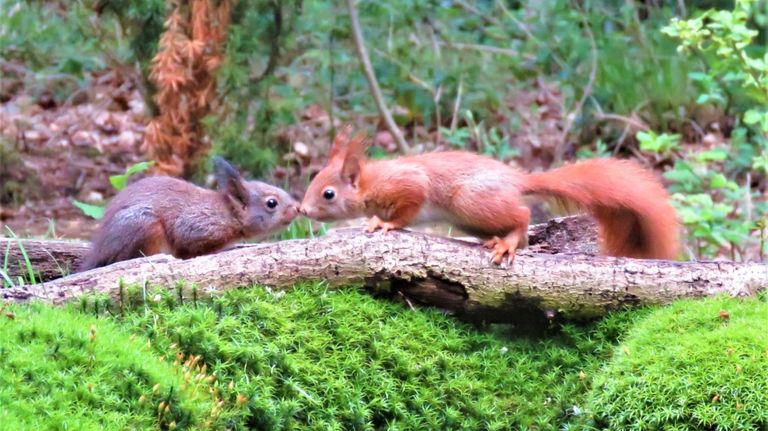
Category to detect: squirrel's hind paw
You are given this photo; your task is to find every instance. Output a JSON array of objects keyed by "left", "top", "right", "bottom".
[{"left": 484, "top": 235, "right": 521, "bottom": 266}]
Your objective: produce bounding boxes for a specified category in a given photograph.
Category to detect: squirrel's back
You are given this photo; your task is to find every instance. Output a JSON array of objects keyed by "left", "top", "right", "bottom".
[{"left": 79, "top": 176, "right": 217, "bottom": 270}]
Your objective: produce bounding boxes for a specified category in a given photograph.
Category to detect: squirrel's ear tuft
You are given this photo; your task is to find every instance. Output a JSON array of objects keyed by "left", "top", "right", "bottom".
[
  {"left": 328, "top": 124, "right": 354, "bottom": 162},
  {"left": 340, "top": 132, "right": 368, "bottom": 187},
  {"left": 213, "top": 157, "right": 249, "bottom": 206}
]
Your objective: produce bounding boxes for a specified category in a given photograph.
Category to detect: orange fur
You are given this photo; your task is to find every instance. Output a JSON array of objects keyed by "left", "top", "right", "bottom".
[
  {"left": 300, "top": 133, "right": 680, "bottom": 262},
  {"left": 522, "top": 158, "right": 680, "bottom": 259}
]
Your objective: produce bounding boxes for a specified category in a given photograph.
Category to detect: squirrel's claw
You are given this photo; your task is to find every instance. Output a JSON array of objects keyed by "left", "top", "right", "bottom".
[
  {"left": 484, "top": 235, "right": 519, "bottom": 266},
  {"left": 378, "top": 222, "right": 398, "bottom": 234}
]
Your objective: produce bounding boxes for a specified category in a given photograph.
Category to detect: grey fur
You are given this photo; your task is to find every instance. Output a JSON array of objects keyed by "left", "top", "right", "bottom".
[{"left": 80, "top": 163, "right": 298, "bottom": 271}]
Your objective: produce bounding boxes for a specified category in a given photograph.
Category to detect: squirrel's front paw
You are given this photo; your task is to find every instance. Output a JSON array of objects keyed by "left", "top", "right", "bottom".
[
  {"left": 365, "top": 216, "right": 383, "bottom": 233},
  {"left": 365, "top": 216, "right": 399, "bottom": 234}
]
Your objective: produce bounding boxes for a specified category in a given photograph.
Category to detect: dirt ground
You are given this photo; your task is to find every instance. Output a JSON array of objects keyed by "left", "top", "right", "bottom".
[{"left": 1, "top": 68, "right": 148, "bottom": 239}]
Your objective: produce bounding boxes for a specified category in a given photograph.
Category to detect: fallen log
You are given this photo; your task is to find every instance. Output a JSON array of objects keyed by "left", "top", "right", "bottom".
[
  {"left": 1, "top": 238, "right": 90, "bottom": 283},
  {"left": 0, "top": 215, "right": 598, "bottom": 283},
  {"left": 2, "top": 219, "right": 765, "bottom": 321}
]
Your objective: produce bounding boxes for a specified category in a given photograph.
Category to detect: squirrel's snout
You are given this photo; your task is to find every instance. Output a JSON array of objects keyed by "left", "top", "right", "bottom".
[{"left": 298, "top": 205, "right": 308, "bottom": 216}]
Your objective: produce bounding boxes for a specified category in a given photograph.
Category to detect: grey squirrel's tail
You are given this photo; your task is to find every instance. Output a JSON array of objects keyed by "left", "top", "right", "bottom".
[{"left": 78, "top": 208, "right": 165, "bottom": 272}]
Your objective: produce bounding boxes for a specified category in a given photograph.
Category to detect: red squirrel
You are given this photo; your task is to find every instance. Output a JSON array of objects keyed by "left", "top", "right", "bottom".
[
  {"left": 80, "top": 157, "right": 298, "bottom": 270},
  {"left": 299, "top": 127, "right": 680, "bottom": 263}
]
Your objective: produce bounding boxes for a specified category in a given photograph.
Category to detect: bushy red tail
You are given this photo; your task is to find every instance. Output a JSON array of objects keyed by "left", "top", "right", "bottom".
[{"left": 521, "top": 158, "right": 680, "bottom": 260}]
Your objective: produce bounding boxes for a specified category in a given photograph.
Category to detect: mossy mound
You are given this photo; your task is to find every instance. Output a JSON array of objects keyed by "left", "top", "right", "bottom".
[
  {"left": 0, "top": 303, "right": 224, "bottom": 430},
  {"left": 120, "top": 284, "right": 641, "bottom": 430},
  {"left": 585, "top": 295, "right": 768, "bottom": 431},
  {"left": 9, "top": 285, "right": 764, "bottom": 430}
]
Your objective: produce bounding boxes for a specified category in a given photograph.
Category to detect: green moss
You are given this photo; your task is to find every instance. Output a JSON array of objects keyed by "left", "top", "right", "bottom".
[
  {"left": 9, "top": 286, "right": 764, "bottom": 430},
  {"left": 0, "top": 303, "right": 225, "bottom": 430},
  {"left": 118, "top": 283, "right": 643, "bottom": 430},
  {"left": 585, "top": 295, "right": 768, "bottom": 431}
]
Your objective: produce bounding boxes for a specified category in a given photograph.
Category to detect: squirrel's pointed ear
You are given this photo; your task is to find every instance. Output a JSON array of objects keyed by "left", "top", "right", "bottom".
[
  {"left": 213, "top": 157, "right": 249, "bottom": 206},
  {"left": 340, "top": 132, "right": 367, "bottom": 187},
  {"left": 328, "top": 124, "right": 354, "bottom": 162}
]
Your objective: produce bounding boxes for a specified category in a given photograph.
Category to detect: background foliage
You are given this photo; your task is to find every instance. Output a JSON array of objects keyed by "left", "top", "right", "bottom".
[{"left": 2, "top": 0, "right": 767, "bottom": 259}]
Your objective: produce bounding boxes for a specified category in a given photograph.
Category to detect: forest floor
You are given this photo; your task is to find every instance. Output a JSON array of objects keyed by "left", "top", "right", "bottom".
[{"left": 1, "top": 66, "right": 146, "bottom": 239}]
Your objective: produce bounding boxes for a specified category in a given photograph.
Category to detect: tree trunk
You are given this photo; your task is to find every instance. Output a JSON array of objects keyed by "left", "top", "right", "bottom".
[{"left": 2, "top": 216, "right": 765, "bottom": 321}]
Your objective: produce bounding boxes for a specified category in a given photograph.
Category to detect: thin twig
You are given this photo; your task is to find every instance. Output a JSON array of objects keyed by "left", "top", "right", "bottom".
[
  {"left": 453, "top": 0, "right": 503, "bottom": 28},
  {"left": 397, "top": 290, "right": 416, "bottom": 311},
  {"left": 555, "top": 2, "right": 598, "bottom": 163},
  {"left": 495, "top": 0, "right": 536, "bottom": 41},
  {"left": 593, "top": 100, "right": 649, "bottom": 156},
  {"left": 345, "top": 0, "right": 409, "bottom": 153},
  {"left": 373, "top": 48, "right": 434, "bottom": 93},
  {"left": 595, "top": 113, "right": 650, "bottom": 132},
  {"left": 434, "top": 83, "right": 443, "bottom": 141},
  {"left": 328, "top": 29, "right": 336, "bottom": 137},
  {"left": 495, "top": 1, "right": 567, "bottom": 68},
  {"left": 249, "top": 2, "right": 283, "bottom": 84},
  {"left": 435, "top": 41, "right": 522, "bottom": 58},
  {"left": 450, "top": 74, "right": 464, "bottom": 132},
  {"left": 427, "top": 20, "right": 442, "bottom": 60}
]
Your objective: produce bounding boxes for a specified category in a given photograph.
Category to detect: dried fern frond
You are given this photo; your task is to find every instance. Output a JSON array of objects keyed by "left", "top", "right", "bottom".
[{"left": 142, "top": 0, "right": 234, "bottom": 177}]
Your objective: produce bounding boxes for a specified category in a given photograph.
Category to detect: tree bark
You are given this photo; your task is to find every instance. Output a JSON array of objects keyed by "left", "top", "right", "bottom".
[
  {"left": 1, "top": 238, "right": 90, "bottom": 283},
  {"left": 2, "top": 216, "right": 765, "bottom": 321}
]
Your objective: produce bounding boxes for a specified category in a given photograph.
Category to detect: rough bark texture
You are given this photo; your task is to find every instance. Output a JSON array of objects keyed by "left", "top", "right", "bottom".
[
  {"left": 1, "top": 215, "right": 598, "bottom": 283},
  {"left": 2, "top": 216, "right": 766, "bottom": 321},
  {"left": 1, "top": 238, "right": 90, "bottom": 282}
]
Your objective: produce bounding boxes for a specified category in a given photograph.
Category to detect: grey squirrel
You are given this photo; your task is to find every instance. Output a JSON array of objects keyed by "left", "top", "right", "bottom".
[{"left": 80, "top": 157, "right": 298, "bottom": 270}]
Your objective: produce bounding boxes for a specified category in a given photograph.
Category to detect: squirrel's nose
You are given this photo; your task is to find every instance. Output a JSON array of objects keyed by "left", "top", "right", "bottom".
[{"left": 298, "top": 205, "right": 308, "bottom": 215}]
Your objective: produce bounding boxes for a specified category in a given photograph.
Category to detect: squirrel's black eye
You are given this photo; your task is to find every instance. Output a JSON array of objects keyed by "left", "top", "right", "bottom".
[
  {"left": 323, "top": 189, "right": 336, "bottom": 200},
  {"left": 266, "top": 198, "right": 278, "bottom": 209}
]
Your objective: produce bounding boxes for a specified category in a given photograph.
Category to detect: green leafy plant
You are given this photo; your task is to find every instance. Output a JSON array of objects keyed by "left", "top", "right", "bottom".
[
  {"left": 440, "top": 110, "right": 519, "bottom": 161},
  {"left": 649, "top": 141, "right": 761, "bottom": 260},
  {"left": 72, "top": 161, "right": 154, "bottom": 220},
  {"left": 576, "top": 139, "right": 611, "bottom": 159},
  {"left": 1, "top": 227, "right": 38, "bottom": 288},
  {"left": 71, "top": 200, "right": 107, "bottom": 220},
  {"left": 636, "top": 131, "right": 681, "bottom": 156},
  {"left": 657, "top": 0, "right": 767, "bottom": 261},
  {"left": 108, "top": 161, "right": 154, "bottom": 190},
  {"left": 276, "top": 218, "right": 328, "bottom": 241}
]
